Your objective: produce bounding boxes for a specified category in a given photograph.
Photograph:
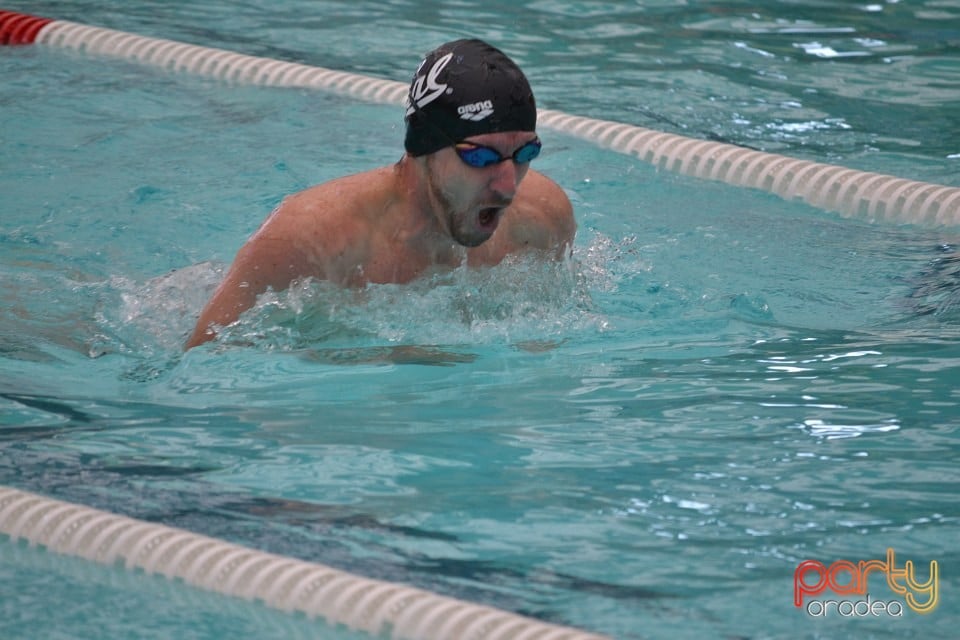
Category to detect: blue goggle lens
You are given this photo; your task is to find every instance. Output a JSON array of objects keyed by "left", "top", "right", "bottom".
[{"left": 455, "top": 138, "right": 542, "bottom": 168}]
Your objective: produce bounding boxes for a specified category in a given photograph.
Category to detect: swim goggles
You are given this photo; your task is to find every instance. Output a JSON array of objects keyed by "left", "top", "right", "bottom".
[{"left": 454, "top": 137, "right": 542, "bottom": 168}]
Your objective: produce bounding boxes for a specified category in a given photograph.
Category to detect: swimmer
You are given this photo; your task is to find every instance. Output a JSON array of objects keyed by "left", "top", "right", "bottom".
[{"left": 186, "top": 39, "right": 575, "bottom": 349}]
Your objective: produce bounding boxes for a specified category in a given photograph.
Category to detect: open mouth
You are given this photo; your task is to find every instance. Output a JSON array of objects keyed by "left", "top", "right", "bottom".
[{"left": 478, "top": 207, "right": 500, "bottom": 229}]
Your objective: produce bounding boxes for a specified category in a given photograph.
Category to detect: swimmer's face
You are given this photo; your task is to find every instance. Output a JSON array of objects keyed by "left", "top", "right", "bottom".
[{"left": 426, "top": 131, "right": 536, "bottom": 247}]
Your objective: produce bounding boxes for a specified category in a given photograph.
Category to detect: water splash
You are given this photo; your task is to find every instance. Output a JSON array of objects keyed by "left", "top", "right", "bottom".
[
  {"left": 106, "top": 233, "right": 651, "bottom": 357},
  {"left": 216, "top": 253, "right": 605, "bottom": 351},
  {"left": 109, "top": 261, "right": 226, "bottom": 355}
]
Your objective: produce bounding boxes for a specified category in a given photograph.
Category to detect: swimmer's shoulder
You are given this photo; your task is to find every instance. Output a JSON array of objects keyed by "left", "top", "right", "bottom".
[
  {"left": 244, "top": 168, "right": 393, "bottom": 278},
  {"left": 254, "top": 167, "right": 395, "bottom": 245},
  {"left": 479, "top": 170, "right": 574, "bottom": 261},
  {"left": 518, "top": 169, "right": 572, "bottom": 212},
  {"left": 514, "top": 169, "right": 576, "bottom": 246},
  {"left": 276, "top": 167, "right": 395, "bottom": 220}
]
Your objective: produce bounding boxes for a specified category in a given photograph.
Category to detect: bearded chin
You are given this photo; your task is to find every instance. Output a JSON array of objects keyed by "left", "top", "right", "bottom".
[
  {"left": 452, "top": 226, "right": 486, "bottom": 247},
  {"left": 426, "top": 165, "right": 486, "bottom": 248},
  {"left": 446, "top": 200, "right": 485, "bottom": 247}
]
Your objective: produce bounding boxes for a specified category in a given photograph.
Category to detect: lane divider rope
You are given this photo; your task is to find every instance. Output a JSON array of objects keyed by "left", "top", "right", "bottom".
[
  {"left": 2, "top": 8, "right": 958, "bottom": 226},
  {"left": 0, "top": 485, "right": 608, "bottom": 640},
  {"left": 0, "top": 535, "right": 328, "bottom": 639}
]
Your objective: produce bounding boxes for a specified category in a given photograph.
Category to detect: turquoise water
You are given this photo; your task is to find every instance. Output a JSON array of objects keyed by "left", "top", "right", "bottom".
[{"left": 2, "top": 1, "right": 959, "bottom": 639}]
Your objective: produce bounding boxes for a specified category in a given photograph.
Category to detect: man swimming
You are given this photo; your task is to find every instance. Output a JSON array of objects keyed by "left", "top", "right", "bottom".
[{"left": 186, "top": 39, "right": 575, "bottom": 349}]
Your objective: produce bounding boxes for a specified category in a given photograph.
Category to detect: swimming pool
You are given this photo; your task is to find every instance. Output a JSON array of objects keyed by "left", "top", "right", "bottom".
[{"left": 2, "top": 1, "right": 958, "bottom": 638}]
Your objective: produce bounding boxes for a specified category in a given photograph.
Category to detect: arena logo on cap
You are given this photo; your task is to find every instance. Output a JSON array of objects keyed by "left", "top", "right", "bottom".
[
  {"left": 406, "top": 52, "right": 453, "bottom": 116},
  {"left": 794, "top": 548, "right": 939, "bottom": 618},
  {"left": 457, "top": 99, "right": 494, "bottom": 122}
]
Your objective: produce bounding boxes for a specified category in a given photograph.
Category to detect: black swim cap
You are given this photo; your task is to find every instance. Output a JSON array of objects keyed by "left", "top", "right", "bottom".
[{"left": 404, "top": 39, "right": 537, "bottom": 157}]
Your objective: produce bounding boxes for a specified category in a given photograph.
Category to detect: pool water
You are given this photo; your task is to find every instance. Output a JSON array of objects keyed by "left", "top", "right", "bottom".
[{"left": 2, "top": 1, "right": 958, "bottom": 639}]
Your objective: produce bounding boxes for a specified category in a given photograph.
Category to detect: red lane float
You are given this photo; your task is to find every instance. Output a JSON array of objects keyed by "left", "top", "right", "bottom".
[{"left": 0, "top": 10, "right": 53, "bottom": 45}]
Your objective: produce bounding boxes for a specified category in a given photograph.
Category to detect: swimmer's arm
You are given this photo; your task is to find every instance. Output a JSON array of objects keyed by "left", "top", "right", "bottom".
[
  {"left": 511, "top": 171, "right": 576, "bottom": 258},
  {"left": 185, "top": 235, "right": 309, "bottom": 349},
  {"left": 547, "top": 190, "right": 576, "bottom": 259},
  {"left": 186, "top": 182, "right": 369, "bottom": 349}
]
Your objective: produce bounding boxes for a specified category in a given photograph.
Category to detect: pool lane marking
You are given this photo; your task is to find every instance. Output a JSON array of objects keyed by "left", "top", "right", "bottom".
[
  {"left": 0, "top": 485, "right": 609, "bottom": 640},
  {"left": 3, "top": 8, "right": 958, "bottom": 226}
]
